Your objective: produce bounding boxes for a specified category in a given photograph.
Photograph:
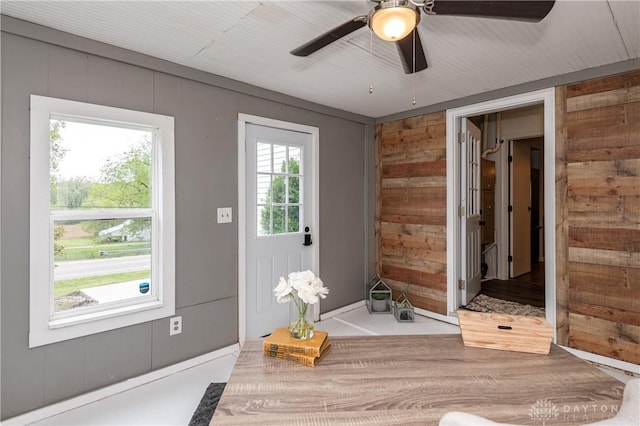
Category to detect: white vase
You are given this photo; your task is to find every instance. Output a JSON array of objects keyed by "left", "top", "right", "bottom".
[{"left": 372, "top": 297, "right": 387, "bottom": 312}]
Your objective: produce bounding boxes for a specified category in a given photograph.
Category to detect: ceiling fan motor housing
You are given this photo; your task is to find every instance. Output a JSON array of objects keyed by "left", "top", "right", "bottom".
[{"left": 369, "top": 0, "right": 421, "bottom": 42}]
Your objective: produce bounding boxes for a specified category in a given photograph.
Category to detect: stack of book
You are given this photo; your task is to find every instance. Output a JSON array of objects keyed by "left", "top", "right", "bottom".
[{"left": 263, "top": 327, "right": 332, "bottom": 367}]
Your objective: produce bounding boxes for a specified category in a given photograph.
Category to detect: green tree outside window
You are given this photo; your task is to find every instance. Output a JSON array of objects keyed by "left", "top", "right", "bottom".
[{"left": 260, "top": 157, "right": 300, "bottom": 235}]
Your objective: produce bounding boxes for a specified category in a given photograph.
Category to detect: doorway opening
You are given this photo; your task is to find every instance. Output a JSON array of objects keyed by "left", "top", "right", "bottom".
[
  {"left": 477, "top": 131, "right": 545, "bottom": 313},
  {"left": 445, "top": 88, "right": 556, "bottom": 336}
]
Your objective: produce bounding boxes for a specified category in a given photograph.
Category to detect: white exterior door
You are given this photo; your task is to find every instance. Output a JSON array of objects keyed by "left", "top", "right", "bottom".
[
  {"left": 245, "top": 123, "right": 315, "bottom": 338},
  {"left": 460, "top": 118, "right": 482, "bottom": 306},
  {"left": 509, "top": 140, "right": 532, "bottom": 278}
]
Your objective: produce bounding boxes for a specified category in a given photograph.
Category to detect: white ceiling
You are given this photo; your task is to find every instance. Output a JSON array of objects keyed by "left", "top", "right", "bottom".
[{"left": 1, "top": 1, "right": 639, "bottom": 118}]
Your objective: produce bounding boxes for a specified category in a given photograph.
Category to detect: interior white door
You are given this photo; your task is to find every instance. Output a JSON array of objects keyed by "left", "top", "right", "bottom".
[
  {"left": 460, "top": 118, "right": 482, "bottom": 306},
  {"left": 245, "top": 123, "right": 314, "bottom": 338},
  {"left": 509, "top": 141, "right": 532, "bottom": 278}
]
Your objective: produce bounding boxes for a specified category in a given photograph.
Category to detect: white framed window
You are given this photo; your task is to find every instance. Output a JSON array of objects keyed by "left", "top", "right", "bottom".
[{"left": 29, "top": 95, "right": 175, "bottom": 348}]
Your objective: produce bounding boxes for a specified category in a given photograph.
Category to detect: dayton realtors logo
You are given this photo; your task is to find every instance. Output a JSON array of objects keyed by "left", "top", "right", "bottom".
[
  {"left": 529, "top": 399, "right": 560, "bottom": 425},
  {"left": 529, "top": 399, "right": 619, "bottom": 424}
]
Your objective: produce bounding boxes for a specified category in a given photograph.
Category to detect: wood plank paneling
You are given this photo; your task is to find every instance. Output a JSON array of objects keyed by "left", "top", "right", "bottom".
[
  {"left": 373, "top": 70, "right": 640, "bottom": 365},
  {"left": 567, "top": 159, "right": 640, "bottom": 179},
  {"left": 566, "top": 72, "right": 640, "bottom": 98},
  {"left": 569, "top": 227, "right": 640, "bottom": 251},
  {"left": 568, "top": 313, "right": 639, "bottom": 364},
  {"left": 555, "top": 85, "right": 570, "bottom": 346},
  {"left": 566, "top": 104, "right": 627, "bottom": 130},
  {"left": 566, "top": 86, "right": 640, "bottom": 113},
  {"left": 565, "top": 69, "right": 640, "bottom": 365},
  {"left": 376, "top": 112, "right": 448, "bottom": 315},
  {"left": 627, "top": 195, "right": 640, "bottom": 224},
  {"left": 569, "top": 247, "right": 640, "bottom": 269}
]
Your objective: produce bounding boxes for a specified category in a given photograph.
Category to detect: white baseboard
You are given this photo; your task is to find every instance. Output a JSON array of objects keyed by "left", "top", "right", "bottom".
[
  {"left": 415, "top": 307, "right": 460, "bottom": 325},
  {"left": 321, "top": 301, "right": 459, "bottom": 326},
  {"left": 560, "top": 346, "right": 640, "bottom": 376},
  {"left": 3, "top": 343, "right": 240, "bottom": 426},
  {"left": 319, "top": 300, "right": 365, "bottom": 321}
]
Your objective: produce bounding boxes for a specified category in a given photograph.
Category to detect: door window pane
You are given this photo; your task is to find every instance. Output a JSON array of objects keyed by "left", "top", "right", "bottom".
[
  {"left": 257, "top": 175, "right": 271, "bottom": 205},
  {"left": 272, "top": 206, "right": 286, "bottom": 234},
  {"left": 271, "top": 175, "right": 286, "bottom": 204},
  {"left": 287, "top": 206, "right": 300, "bottom": 233},
  {"left": 288, "top": 146, "right": 301, "bottom": 174},
  {"left": 256, "top": 143, "right": 271, "bottom": 173},
  {"left": 288, "top": 176, "right": 300, "bottom": 204},
  {"left": 273, "top": 144, "right": 287, "bottom": 173},
  {"left": 257, "top": 205, "right": 271, "bottom": 237}
]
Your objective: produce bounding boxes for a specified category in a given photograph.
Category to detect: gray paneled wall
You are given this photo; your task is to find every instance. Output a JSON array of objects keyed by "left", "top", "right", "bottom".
[{"left": 1, "top": 26, "right": 369, "bottom": 418}]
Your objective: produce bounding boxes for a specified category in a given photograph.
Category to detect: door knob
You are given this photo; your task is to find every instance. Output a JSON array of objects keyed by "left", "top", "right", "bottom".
[{"left": 303, "top": 226, "right": 312, "bottom": 246}]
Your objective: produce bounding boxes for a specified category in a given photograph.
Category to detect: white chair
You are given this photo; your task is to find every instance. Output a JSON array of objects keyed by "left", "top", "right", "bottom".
[
  {"left": 439, "top": 379, "right": 639, "bottom": 426},
  {"left": 438, "top": 411, "right": 513, "bottom": 425},
  {"left": 587, "top": 378, "right": 639, "bottom": 425}
]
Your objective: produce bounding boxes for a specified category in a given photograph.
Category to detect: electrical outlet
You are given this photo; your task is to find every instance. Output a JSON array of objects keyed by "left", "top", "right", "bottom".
[
  {"left": 217, "top": 207, "right": 232, "bottom": 223},
  {"left": 169, "top": 316, "right": 182, "bottom": 336}
]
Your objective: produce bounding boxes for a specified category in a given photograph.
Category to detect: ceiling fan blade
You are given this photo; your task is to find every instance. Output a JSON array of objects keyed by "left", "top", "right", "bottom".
[
  {"left": 396, "top": 29, "right": 428, "bottom": 74},
  {"left": 290, "top": 15, "right": 368, "bottom": 57},
  {"left": 431, "top": 1, "right": 555, "bottom": 22}
]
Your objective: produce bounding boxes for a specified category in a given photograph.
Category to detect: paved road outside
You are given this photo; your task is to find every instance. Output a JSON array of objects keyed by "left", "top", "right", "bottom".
[{"left": 54, "top": 254, "right": 150, "bottom": 280}]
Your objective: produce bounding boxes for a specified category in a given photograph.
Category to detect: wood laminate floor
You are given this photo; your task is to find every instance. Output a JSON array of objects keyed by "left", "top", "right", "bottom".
[{"left": 480, "top": 261, "right": 545, "bottom": 307}]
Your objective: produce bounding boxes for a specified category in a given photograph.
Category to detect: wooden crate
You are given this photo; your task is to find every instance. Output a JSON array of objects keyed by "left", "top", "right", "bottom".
[{"left": 458, "top": 311, "right": 553, "bottom": 354}]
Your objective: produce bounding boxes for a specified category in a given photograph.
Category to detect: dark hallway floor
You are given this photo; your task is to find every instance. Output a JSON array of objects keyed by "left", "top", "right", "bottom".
[{"left": 479, "top": 262, "right": 545, "bottom": 307}]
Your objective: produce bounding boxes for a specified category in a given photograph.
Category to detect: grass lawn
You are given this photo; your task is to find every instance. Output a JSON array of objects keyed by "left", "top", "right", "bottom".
[
  {"left": 55, "top": 270, "right": 150, "bottom": 297},
  {"left": 57, "top": 237, "right": 99, "bottom": 248},
  {"left": 55, "top": 237, "right": 150, "bottom": 261}
]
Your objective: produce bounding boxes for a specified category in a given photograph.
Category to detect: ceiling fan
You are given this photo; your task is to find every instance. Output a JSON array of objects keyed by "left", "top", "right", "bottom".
[{"left": 290, "top": 0, "right": 555, "bottom": 74}]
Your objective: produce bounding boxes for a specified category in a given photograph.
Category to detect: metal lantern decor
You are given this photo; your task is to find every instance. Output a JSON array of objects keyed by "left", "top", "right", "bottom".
[
  {"left": 365, "top": 274, "right": 392, "bottom": 314},
  {"left": 393, "top": 292, "right": 415, "bottom": 322}
]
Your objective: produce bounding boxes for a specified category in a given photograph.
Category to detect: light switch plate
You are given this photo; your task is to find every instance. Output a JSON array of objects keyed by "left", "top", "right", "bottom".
[{"left": 217, "top": 207, "right": 232, "bottom": 223}]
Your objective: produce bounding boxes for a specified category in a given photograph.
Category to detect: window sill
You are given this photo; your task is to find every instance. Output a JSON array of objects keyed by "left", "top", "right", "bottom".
[
  {"left": 30, "top": 299, "right": 174, "bottom": 348},
  {"left": 49, "top": 299, "right": 163, "bottom": 329}
]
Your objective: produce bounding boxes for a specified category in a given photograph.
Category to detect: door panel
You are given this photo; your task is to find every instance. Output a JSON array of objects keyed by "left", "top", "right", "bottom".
[
  {"left": 460, "top": 118, "right": 482, "bottom": 306},
  {"left": 481, "top": 159, "right": 496, "bottom": 246},
  {"left": 246, "top": 124, "right": 314, "bottom": 338},
  {"left": 510, "top": 141, "right": 532, "bottom": 278}
]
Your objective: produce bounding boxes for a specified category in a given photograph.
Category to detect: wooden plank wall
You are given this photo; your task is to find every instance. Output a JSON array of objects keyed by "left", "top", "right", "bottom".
[
  {"left": 563, "top": 70, "right": 640, "bottom": 364},
  {"left": 375, "top": 69, "right": 639, "bottom": 365},
  {"left": 375, "top": 112, "right": 448, "bottom": 315}
]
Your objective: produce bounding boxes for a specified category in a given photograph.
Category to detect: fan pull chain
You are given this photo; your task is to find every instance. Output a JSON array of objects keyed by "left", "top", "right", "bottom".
[
  {"left": 369, "top": 30, "right": 374, "bottom": 95},
  {"left": 411, "top": 29, "right": 416, "bottom": 106}
]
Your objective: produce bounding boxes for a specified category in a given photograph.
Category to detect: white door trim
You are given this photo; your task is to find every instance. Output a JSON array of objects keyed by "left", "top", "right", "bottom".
[
  {"left": 237, "top": 114, "right": 320, "bottom": 346},
  {"left": 445, "top": 88, "right": 557, "bottom": 340}
]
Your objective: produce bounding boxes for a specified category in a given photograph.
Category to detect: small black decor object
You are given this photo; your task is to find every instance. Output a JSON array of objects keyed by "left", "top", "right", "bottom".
[
  {"left": 393, "top": 292, "right": 415, "bottom": 323},
  {"left": 188, "top": 382, "right": 226, "bottom": 426}
]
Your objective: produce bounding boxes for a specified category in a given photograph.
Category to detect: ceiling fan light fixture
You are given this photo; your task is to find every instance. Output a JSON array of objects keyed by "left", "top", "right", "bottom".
[{"left": 370, "top": 1, "right": 420, "bottom": 42}]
